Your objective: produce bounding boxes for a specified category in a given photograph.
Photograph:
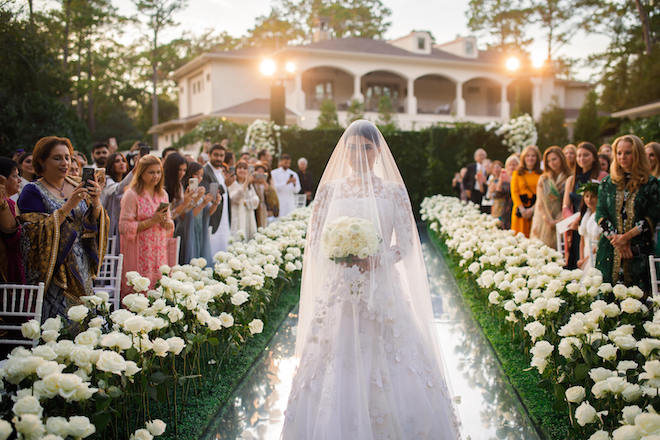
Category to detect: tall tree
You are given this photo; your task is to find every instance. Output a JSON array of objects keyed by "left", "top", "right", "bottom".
[
  {"left": 316, "top": 99, "right": 341, "bottom": 129},
  {"left": 528, "top": 0, "right": 576, "bottom": 60},
  {"left": 134, "top": 0, "right": 187, "bottom": 148},
  {"left": 536, "top": 98, "right": 568, "bottom": 148},
  {"left": 466, "top": 0, "right": 532, "bottom": 52},
  {"left": 573, "top": 90, "right": 603, "bottom": 144},
  {"left": 246, "top": 7, "right": 302, "bottom": 49}
]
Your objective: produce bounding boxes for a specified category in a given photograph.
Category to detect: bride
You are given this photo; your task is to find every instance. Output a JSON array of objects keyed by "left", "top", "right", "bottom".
[{"left": 281, "top": 121, "right": 460, "bottom": 439}]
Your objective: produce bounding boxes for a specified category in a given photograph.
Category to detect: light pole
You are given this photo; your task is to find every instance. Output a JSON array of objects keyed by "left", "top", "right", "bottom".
[{"left": 260, "top": 59, "right": 296, "bottom": 126}]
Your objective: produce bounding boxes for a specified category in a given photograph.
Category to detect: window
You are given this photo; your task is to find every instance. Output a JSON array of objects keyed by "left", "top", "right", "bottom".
[
  {"left": 314, "top": 81, "right": 333, "bottom": 102},
  {"left": 417, "top": 37, "right": 426, "bottom": 50}
]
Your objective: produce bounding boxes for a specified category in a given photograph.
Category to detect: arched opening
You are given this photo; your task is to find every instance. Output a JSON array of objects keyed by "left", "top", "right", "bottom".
[
  {"left": 414, "top": 74, "right": 456, "bottom": 115},
  {"left": 301, "top": 66, "right": 354, "bottom": 111},
  {"left": 361, "top": 70, "right": 407, "bottom": 113},
  {"left": 463, "top": 77, "right": 502, "bottom": 117},
  {"left": 507, "top": 78, "right": 533, "bottom": 116}
]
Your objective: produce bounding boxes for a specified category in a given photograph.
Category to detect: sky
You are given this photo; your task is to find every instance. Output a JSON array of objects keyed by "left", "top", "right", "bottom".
[{"left": 43, "top": 0, "right": 612, "bottom": 81}]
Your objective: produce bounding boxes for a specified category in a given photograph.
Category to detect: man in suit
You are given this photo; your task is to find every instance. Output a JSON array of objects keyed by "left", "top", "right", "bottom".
[
  {"left": 297, "top": 157, "right": 314, "bottom": 205},
  {"left": 201, "top": 144, "right": 231, "bottom": 256},
  {"left": 462, "top": 148, "right": 488, "bottom": 209}
]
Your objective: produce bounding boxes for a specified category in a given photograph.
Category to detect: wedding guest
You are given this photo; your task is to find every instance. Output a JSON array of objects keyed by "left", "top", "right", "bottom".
[
  {"left": 297, "top": 157, "right": 314, "bottom": 204},
  {"left": 161, "top": 147, "right": 177, "bottom": 160},
  {"left": 257, "top": 149, "right": 273, "bottom": 170},
  {"left": 494, "top": 155, "right": 519, "bottom": 229},
  {"left": 75, "top": 151, "right": 88, "bottom": 167},
  {"left": 119, "top": 155, "right": 174, "bottom": 296},
  {"left": 163, "top": 153, "right": 194, "bottom": 222},
  {"left": 177, "top": 162, "right": 219, "bottom": 264},
  {"left": 462, "top": 148, "right": 488, "bottom": 210},
  {"left": 253, "top": 162, "right": 270, "bottom": 228},
  {"left": 68, "top": 155, "right": 81, "bottom": 177},
  {"left": 229, "top": 161, "right": 260, "bottom": 240},
  {"left": 201, "top": 144, "right": 231, "bottom": 255},
  {"left": 239, "top": 152, "right": 250, "bottom": 162},
  {"left": 487, "top": 160, "right": 504, "bottom": 220},
  {"left": 17, "top": 152, "right": 36, "bottom": 197},
  {"left": 11, "top": 149, "right": 24, "bottom": 163},
  {"left": 198, "top": 152, "right": 209, "bottom": 165},
  {"left": 481, "top": 158, "right": 494, "bottom": 214},
  {"left": 599, "top": 143, "right": 612, "bottom": 159},
  {"left": 451, "top": 171, "right": 462, "bottom": 198},
  {"left": 272, "top": 154, "right": 301, "bottom": 218},
  {"left": 562, "top": 142, "right": 607, "bottom": 267},
  {"left": 225, "top": 151, "right": 235, "bottom": 169},
  {"left": 577, "top": 182, "right": 602, "bottom": 271},
  {"left": 645, "top": 142, "right": 660, "bottom": 178},
  {"left": 101, "top": 152, "right": 129, "bottom": 249},
  {"left": 91, "top": 142, "right": 110, "bottom": 168},
  {"left": 18, "top": 136, "right": 108, "bottom": 320},
  {"left": 265, "top": 168, "right": 279, "bottom": 223},
  {"left": 563, "top": 144, "right": 577, "bottom": 175},
  {"left": 511, "top": 146, "right": 542, "bottom": 237},
  {"left": 531, "top": 147, "right": 569, "bottom": 248},
  {"left": 599, "top": 154, "right": 611, "bottom": 175},
  {"left": 0, "top": 158, "right": 24, "bottom": 283},
  {"left": 596, "top": 135, "right": 660, "bottom": 293}
]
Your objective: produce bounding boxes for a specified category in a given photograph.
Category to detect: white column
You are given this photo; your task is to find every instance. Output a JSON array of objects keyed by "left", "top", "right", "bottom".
[
  {"left": 531, "top": 77, "right": 543, "bottom": 120},
  {"left": 291, "top": 73, "right": 304, "bottom": 112},
  {"left": 407, "top": 77, "right": 417, "bottom": 115},
  {"left": 500, "top": 83, "right": 510, "bottom": 120},
  {"left": 352, "top": 74, "right": 363, "bottom": 102},
  {"left": 455, "top": 81, "right": 466, "bottom": 118}
]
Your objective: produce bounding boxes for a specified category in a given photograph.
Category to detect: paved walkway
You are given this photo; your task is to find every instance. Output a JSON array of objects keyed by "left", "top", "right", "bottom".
[{"left": 202, "top": 227, "right": 540, "bottom": 440}]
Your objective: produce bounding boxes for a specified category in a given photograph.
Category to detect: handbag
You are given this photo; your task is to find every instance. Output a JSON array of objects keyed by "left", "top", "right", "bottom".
[{"left": 515, "top": 173, "right": 537, "bottom": 217}]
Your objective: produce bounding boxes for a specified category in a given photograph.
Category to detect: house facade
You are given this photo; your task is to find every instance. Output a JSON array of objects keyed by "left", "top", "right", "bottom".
[{"left": 150, "top": 31, "right": 592, "bottom": 148}]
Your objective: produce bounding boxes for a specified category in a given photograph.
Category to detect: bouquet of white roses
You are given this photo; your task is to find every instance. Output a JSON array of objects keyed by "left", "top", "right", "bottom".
[{"left": 322, "top": 216, "right": 381, "bottom": 262}]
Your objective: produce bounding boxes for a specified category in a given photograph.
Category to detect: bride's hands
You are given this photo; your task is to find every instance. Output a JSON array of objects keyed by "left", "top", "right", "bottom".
[{"left": 339, "top": 255, "right": 380, "bottom": 273}]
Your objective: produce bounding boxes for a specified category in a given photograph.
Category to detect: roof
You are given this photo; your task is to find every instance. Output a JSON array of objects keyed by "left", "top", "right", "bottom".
[
  {"left": 212, "top": 98, "right": 297, "bottom": 117},
  {"left": 284, "top": 37, "right": 499, "bottom": 64},
  {"left": 564, "top": 108, "right": 610, "bottom": 121},
  {"left": 611, "top": 100, "right": 660, "bottom": 119}
]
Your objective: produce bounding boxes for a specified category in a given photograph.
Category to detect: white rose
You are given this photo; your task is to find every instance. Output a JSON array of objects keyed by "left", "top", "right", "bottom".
[
  {"left": 125, "top": 361, "right": 141, "bottom": 377},
  {"left": 45, "top": 417, "right": 69, "bottom": 437},
  {"left": 41, "top": 317, "right": 62, "bottom": 332},
  {"left": 575, "top": 401, "right": 597, "bottom": 426},
  {"left": 21, "top": 320, "right": 41, "bottom": 340},
  {"left": 635, "top": 412, "right": 660, "bottom": 435},
  {"left": 565, "top": 386, "right": 585, "bottom": 403},
  {"left": 74, "top": 329, "right": 100, "bottom": 347},
  {"left": 637, "top": 339, "right": 660, "bottom": 358},
  {"left": 248, "top": 319, "right": 264, "bottom": 335},
  {"left": 590, "top": 367, "right": 616, "bottom": 382},
  {"left": 597, "top": 344, "right": 618, "bottom": 361},
  {"left": 152, "top": 338, "right": 169, "bottom": 357},
  {"left": 12, "top": 395, "right": 42, "bottom": 417},
  {"left": 36, "top": 361, "right": 65, "bottom": 379},
  {"left": 123, "top": 294, "right": 150, "bottom": 313},
  {"left": 230, "top": 292, "right": 249, "bottom": 306},
  {"left": 285, "top": 262, "right": 296, "bottom": 272},
  {"left": 96, "top": 351, "right": 127, "bottom": 375},
  {"left": 622, "top": 384, "right": 642, "bottom": 402},
  {"left": 0, "top": 420, "right": 12, "bottom": 440},
  {"left": 611, "top": 425, "right": 640, "bottom": 440},
  {"left": 588, "top": 431, "right": 610, "bottom": 440},
  {"left": 622, "top": 405, "right": 643, "bottom": 425},
  {"left": 89, "top": 316, "right": 105, "bottom": 328},
  {"left": 618, "top": 361, "right": 638, "bottom": 373},
  {"left": 132, "top": 277, "right": 151, "bottom": 293},
  {"left": 32, "top": 345, "right": 57, "bottom": 361},
  {"left": 100, "top": 332, "right": 132, "bottom": 351},
  {"left": 67, "top": 416, "right": 95, "bottom": 438},
  {"left": 130, "top": 428, "right": 154, "bottom": 440},
  {"left": 166, "top": 337, "right": 185, "bottom": 355},
  {"left": 13, "top": 414, "right": 45, "bottom": 438},
  {"left": 488, "top": 291, "right": 500, "bottom": 304},
  {"left": 219, "top": 313, "right": 234, "bottom": 328},
  {"left": 613, "top": 284, "right": 628, "bottom": 299},
  {"left": 621, "top": 298, "right": 643, "bottom": 314},
  {"left": 167, "top": 307, "right": 184, "bottom": 323},
  {"left": 123, "top": 316, "right": 153, "bottom": 334},
  {"left": 67, "top": 305, "right": 89, "bottom": 322},
  {"left": 524, "top": 322, "right": 546, "bottom": 343},
  {"left": 159, "top": 265, "right": 171, "bottom": 275},
  {"left": 145, "top": 419, "right": 166, "bottom": 436}
]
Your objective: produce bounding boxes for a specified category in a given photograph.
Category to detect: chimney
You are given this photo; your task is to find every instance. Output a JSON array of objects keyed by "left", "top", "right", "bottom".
[{"left": 312, "top": 16, "right": 330, "bottom": 42}]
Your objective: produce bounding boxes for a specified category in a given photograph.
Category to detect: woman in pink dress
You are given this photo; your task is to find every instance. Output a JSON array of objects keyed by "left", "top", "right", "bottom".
[{"left": 119, "top": 154, "right": 174, "bottom": 297}]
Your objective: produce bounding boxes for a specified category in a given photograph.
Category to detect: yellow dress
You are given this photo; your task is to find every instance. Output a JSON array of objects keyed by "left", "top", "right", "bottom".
[{"left": 510, "top": 170, "right": 541, "bottom": 237}]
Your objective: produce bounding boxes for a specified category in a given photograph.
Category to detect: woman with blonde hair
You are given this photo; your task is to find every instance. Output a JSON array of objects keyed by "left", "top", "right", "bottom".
[
  {"left": 595, "top": 135, "right": 660, "bottom": 293},
  {"left": 645, "top": 141, "right": 660, "bottom": 178},
  {"left": 119, "top": 154, "right": 174, "bottom": 296},
  {"left": 531, "top": 146, "right": 570, "bottom": 247},
  {"left": 563, "top": 144, "right": 577, "bottom": 175},
  {"left": 510, "top": 146, "right": 542, "bottom": 237}
]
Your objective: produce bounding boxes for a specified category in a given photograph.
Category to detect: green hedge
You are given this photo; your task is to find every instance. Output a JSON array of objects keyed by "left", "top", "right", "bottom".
[{"left": 281, "top": 124, "right": 507, "bottom": 214}]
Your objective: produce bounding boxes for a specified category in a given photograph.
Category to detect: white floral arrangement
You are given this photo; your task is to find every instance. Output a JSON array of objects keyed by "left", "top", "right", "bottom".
[
  {"left": 0, "top": 206, "right": 312, "bottom": 439},
  {"left": 489, "top": 114, "right": 538, "bottom": 154},
  {"left": 243, "top": 119, "right": 282, "bottom": 156},
  {"left": 421, "top": 195, "right": 660, "bottom": 439},
  {"left": 322, "top": 216, "right": 381, "bottom": 262}
]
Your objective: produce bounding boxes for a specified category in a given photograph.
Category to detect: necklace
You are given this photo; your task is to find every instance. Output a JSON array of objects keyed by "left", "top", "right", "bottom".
[{"left": 43, "top": 178, "right": 66, "bottom": 198}]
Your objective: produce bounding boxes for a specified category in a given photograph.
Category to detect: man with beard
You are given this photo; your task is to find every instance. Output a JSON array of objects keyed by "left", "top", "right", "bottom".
[{"left": 201, "top": 144, "right": 231, "bottom": 255}]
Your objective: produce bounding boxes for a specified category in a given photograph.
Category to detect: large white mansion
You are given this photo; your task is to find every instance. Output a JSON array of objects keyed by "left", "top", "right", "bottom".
[{"left": 150, "top": 30, "right": 592, "bottom": 148}]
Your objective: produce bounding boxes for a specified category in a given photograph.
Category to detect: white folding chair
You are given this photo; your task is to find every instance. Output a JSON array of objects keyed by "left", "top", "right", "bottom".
[
  {"left": 107, "top": 235, "right": 118, "bottom": 256},
  {"left": 294, "top": 194, "right": 307, "bottom": 209},
  {"left": 93, "top": 254, "right": 123, "bottom": 311},
  {"left": 650, "top": 255, "right": 660, "bottom": 298},
  {"left": 0, "top": 283, "right": 45, "bottom": 346}
]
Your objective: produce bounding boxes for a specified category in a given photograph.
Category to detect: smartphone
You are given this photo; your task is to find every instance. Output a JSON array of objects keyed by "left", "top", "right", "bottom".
[
  {"left": 188, "top": 177, "right": 199, "bottom": 191},
  {"left": 95, "top": 168, "right": 105, "bottom": 183},
  {"left": 81, "top": 167, "right": 95, "bottom": 187},
  {"left": 255, "top": 173, "right": 266, "bottom": 181},
  {"left": 157, "top": 202, "right": 170, "bottom": 212},
  {"left": 229, "top": 166, "right": 236, "bottom": 175},
  {"left": 248, "top": 165, "right": 255, "bottom": 174},
  {"left": 108, "top": 137, "right": 118, "bottom": 149},
  {"left": 209, "top": 182, "right": 219, "bottom": 198},
  {"left": 139, "top": 146, "right": 150, "bottom": 157}
]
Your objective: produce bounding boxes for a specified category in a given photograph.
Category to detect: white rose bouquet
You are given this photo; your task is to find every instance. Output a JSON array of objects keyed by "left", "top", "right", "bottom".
[{"left": 322, "top": 216, "right": 381, "bottom": 264}]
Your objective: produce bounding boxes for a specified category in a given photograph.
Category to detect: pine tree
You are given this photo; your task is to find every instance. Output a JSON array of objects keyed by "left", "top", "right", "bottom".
[
  {"left": 316, "top": 99, "right": 341, "bottom": 129},
  {"left": 376, "top": 95, "right": 396, "bottom": 130},
  {"left": 345, "top": 99, "right": 365, "bottom": 125},
  {"left": 573, "top": 90, "right": 603, "bottom": 144},
  {"left": 536, "top": 99, "right": 568, "bottom": 148}
]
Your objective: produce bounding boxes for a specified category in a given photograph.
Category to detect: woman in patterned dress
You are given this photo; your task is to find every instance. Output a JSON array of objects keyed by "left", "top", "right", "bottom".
[{"left": 119, "top": 155, "right": 174, "bottom": 297}]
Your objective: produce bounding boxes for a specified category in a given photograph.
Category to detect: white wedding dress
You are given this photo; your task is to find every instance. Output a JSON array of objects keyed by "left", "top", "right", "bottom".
[{"left": 281, "top": 121, "right": 459, "bottom": 440}]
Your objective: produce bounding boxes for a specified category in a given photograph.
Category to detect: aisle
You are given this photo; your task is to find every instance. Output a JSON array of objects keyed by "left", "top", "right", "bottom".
[{"left": 201, "top": 227, "right": 540, "bottom": 440}]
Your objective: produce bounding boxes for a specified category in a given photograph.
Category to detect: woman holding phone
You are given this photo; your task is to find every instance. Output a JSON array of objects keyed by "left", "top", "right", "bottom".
[{"left": 119, "top": 154, "right": 174, "bottom": 297}]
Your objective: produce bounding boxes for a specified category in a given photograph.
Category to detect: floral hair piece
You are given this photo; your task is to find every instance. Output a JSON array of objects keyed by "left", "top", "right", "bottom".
[{"left": 576, "top": 180, "right": 600, "bottom": 195}]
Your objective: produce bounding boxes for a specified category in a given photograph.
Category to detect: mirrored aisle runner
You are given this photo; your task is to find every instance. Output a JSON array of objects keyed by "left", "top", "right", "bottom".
[{"left": 201, "top": 227, "right": 541, "bottom": 440}]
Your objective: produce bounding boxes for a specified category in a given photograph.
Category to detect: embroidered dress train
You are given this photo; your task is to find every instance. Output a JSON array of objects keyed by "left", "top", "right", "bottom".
[{"left": 281, "top": 121, "right": 459, "bottom": 439}]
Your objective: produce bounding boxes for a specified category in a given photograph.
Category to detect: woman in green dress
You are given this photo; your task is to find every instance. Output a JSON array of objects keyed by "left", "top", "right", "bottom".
[{"left": 595, "top": 134, "right": 660, "bottom": 293}]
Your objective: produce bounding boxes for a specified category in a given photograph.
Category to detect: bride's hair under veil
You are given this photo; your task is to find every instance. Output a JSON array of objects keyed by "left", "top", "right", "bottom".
[{"left": 291, "top": 120, "right": 459, "bottom": 438}]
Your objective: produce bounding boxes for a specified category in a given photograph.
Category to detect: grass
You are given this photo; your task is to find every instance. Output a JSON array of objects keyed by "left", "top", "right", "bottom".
[
  {"left": 427, "top": 227, "right": 572, "bottom": 440},
  {"left": 157, "top": 282, "right": 300, "bottom": 440}
]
